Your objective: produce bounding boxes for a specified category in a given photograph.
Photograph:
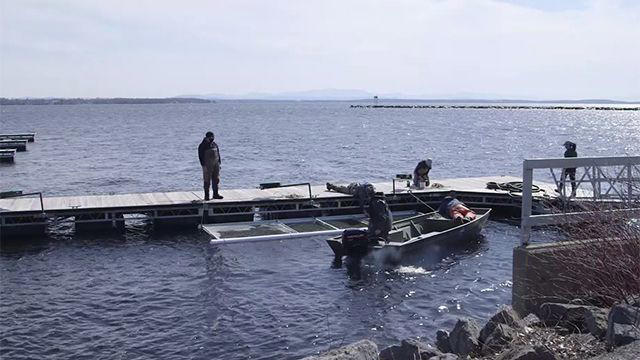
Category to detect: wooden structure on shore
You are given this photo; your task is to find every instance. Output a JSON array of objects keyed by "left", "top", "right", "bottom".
[
  {"left": 0, "top": 133, "right": 36, "bottom": 142},
  {"left": 0, "top": 176, "right": 557, "bottom": 240}
]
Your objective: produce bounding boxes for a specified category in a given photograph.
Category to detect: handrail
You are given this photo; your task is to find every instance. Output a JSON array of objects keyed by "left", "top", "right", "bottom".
[{"left": 521, "top": 155, "right": 640, "bottom": 245}]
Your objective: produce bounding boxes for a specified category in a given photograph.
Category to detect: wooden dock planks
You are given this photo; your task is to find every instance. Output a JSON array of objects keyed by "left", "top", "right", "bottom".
[{"left": 0, "top": 176, "right": 555, "bottom": 214}]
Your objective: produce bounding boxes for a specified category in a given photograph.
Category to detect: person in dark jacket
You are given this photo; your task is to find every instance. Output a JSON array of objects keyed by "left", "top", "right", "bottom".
[
  {"left": 198, "top": 131, "right": 223, "bottom": 200},
  {"left": 367, "top": 192, "right": 393, "bottom": 243},
  {"left": 557, "top": 141, "right": 578, "bottom": 197},
  {"left": 413, "top": 159, "right": 432, "bottom": 188}
]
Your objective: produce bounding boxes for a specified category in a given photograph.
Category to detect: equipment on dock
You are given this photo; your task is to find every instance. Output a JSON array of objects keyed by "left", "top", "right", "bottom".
[{"left": 486, "top": 181, "right": 544, "bottom": 194}]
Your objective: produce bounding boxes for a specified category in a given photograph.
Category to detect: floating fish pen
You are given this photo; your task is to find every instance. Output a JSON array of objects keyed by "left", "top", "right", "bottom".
[
  {"left": 0, "top": 149, "right": 16, "bottom": 163},
  {"left": 0, "top": 133, "right": 36, "bottom": 142},
  {"left": 0, "top": 139, "right": 27, "bottom": 151}
]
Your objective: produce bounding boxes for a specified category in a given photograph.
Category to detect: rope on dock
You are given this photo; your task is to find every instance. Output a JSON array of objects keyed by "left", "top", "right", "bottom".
[{"left": 486, "top": 181, "right": 544, "bottom": 194}]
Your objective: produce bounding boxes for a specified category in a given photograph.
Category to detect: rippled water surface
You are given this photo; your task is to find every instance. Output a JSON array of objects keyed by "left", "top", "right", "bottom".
[{"left": 1, "top": 102, "right": 639, "bottom": 359}]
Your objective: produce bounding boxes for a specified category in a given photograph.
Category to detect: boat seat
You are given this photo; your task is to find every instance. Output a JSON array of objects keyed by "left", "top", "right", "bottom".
[{"left": 409, "top": 221, "right": 422, "bottom": 238}]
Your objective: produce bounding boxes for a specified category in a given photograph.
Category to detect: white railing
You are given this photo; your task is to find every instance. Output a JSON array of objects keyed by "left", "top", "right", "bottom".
[{"left": 521, "top": 156, "right": 640, "bottom": 245}]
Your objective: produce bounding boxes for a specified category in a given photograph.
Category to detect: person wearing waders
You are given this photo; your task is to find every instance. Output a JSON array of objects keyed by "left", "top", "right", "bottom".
[
  {"left": 556, "top": 141, "right": 578, "bottom": 197},
  {"left": 413, "top": 159, "right": 432, "bottom": 188},
  {"left": 367, "top": 192, "right": 393, "bottom": 243},
  {"left": 198, "top": 131, "right": 223, "bottom": 200}
]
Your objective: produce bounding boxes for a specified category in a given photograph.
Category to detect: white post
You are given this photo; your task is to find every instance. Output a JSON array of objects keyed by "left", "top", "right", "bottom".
[{"left": 521, "top": 161, "right": 533, "bottom": 246}]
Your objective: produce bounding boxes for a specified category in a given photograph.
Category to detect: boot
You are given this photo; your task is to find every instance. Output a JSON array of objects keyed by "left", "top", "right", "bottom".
[
  {"left": 204, "top": 187, "right": 210, "bottom": 201},
  {"left": 212, "top": 184, "right": 223, "bottom": 199}
]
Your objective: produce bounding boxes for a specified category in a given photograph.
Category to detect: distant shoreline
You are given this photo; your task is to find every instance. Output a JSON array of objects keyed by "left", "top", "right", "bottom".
[{"left": 0, "top": 97, "right": 214, "bottom": 105}]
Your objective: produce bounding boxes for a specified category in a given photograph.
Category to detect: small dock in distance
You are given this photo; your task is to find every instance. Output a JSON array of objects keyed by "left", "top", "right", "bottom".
[
  {"left": 0, "top": 139, "right": 28, "bottom": 151},
  {"left": 0, "top": 133, "right": 36, "bottom": 142},
  {"left": 0, "top": 149, "right": 16, "bottom": 163},
  {"left": 0, "top": 175, "right": 557, "bottom": 240}
]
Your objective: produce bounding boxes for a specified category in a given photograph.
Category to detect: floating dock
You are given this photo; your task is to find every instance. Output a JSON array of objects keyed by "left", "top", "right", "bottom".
[
  {"left": 0, "top": 139, "right": 27, "bottom": 152},
  {"left": 0, "top": 176, "right": 557, "bottom": 240},
  {"left": 0, "top": 149, "right": 16, "bottom": 163},
  {"left": 0, "top": 133, "right": 36, "bottom": 142}
]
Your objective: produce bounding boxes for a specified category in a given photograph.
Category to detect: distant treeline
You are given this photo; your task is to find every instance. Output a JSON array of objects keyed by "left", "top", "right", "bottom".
[{"left": 0, "top": 98, "right": 214, "bottom": 105}]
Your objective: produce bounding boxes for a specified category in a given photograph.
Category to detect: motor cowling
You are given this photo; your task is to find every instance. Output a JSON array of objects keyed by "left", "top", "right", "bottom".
[{"left": 341, "top": 229, "right": 370, "bottom": 258}]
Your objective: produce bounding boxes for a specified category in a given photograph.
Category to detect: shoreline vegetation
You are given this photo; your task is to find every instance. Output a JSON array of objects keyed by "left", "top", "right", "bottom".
[{"left": 0, "top": 97, "right": 214, "bottom": 105}]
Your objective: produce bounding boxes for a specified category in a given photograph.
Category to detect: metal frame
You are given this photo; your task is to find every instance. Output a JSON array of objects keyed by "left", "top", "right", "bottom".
[{"left": 521, "top": 156, "right": 640, "bottom": 245}]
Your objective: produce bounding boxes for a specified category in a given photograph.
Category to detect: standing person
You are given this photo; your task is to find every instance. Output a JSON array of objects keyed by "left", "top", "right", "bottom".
[
  {"left": 198, "top": 131, "right": 223, "bottom": 200},
  {"left": 557, "top": 141, "right": 578, "bottom": 197},
  {"left": 413, "top": 159, "right": 432, "bottom": 188}
]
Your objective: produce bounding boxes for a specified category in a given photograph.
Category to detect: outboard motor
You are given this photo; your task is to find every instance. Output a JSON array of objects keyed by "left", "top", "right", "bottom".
[{"left": 341, "top": 229, "right": 370, "bottom": 258}]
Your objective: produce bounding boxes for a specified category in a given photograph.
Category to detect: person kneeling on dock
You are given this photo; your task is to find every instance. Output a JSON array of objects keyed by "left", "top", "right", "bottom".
[
  {"left": 438, "top": 194, "right": 476, "bottom": 224},
  {"left": 413, "top": 159, "right": 432, "bottom": 188},
  {"left": 198, "top": 131, "right": 223, "bottom": 200},
  {"left": 326, "top": 182, "right": 375, "bottom": 213}
]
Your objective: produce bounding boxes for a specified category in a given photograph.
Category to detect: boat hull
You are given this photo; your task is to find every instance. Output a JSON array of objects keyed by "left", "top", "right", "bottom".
[{"left": 326, "top": 208, "right": 491, "bottom": 260}]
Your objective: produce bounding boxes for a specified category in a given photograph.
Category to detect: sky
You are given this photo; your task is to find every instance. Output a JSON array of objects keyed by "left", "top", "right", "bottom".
[{"left": 1, "top": 0, "right": 639, "bottom": 100}]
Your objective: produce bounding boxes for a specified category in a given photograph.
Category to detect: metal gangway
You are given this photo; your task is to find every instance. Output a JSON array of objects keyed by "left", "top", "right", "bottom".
[{"left": 520, "top": 156, "right": 640, "bottom": 245}]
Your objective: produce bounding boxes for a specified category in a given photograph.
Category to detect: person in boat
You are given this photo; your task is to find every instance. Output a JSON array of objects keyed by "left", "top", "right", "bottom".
[
  {"left": 367, "top": 192, "right": 393, "bottom": 243},
  {"left": 413, "top": 159, "right": 432, "bottom": 188},
  {"left": 556, "top": 141, "right": 578, "bottom": 197},
  {"left": 326, "top": 182, "right": 375, "bottom": 213},
  {"left": 198, "top": 131, "right": 223, "bottom": 200},
  {"left": 438, "top": 194, "right": 476, "bottom": 224}
]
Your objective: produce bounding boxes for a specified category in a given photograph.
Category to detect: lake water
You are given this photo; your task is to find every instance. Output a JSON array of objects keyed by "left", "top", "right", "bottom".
[{"left": 1, "top": 102, "right": 639, "bottom": 359}]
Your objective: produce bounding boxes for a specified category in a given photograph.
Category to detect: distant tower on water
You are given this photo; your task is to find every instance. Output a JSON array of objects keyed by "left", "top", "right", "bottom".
[{"left": 373, "top": 95, "right": 379, "bottom": 105}]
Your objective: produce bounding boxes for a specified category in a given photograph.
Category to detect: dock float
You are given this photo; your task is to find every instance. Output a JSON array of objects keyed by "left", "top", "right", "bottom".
[
  {"left": 0, "top": 176, "right": 557, "bottom": 240},
  {"left": 0, "top": 133, "right": 35, "bottom": 142},
  {"left": 0, "top": 149, "right": 16, "bottom": 163},
  {"left": 0, "top": 139, "right": 27, "bottom": 151}
]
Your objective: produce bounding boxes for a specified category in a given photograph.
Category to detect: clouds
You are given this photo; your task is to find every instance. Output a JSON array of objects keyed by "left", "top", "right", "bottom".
[{"left": 1, "top": 0, "right": 639, "bottom": 100}]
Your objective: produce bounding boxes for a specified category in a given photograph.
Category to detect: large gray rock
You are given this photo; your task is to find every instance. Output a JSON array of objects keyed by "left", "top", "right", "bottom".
[
  {"left": 481, "top": 324, "right": 519, "bottom": 356},
  {"left": 448, "top": 319, "right": 480, "bottom": 357},
  {"left": 584, "top": 307, "right": 609, "bottom": 339},
  {"left": 539, "top": 303, "right": 603, "bottom": 332},
  {"left": 302, "top": 340, "right": 379, "bottom": 360},
  {"left": 479, "top": 306, "right": 523, "bottom": 343},
  {"left": 435, "top": 329, "right": 452, "bottom": 354},
  {"left": 497, "top": 345, "right": 556, "bottom": 360},
  {"left": 379, "top": 338, "right": 440, "bottom": 360},
  {"left": 606, "top": 304, "right": 640, "bottom": 347}
]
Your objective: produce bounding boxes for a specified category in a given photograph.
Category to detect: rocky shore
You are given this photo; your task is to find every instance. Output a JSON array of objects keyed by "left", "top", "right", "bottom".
[{"left": 302, "top": 297, "right": 639, "bottom": 360}]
